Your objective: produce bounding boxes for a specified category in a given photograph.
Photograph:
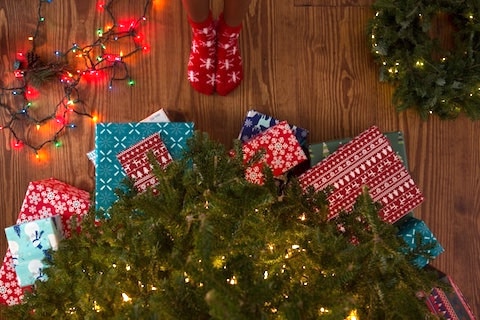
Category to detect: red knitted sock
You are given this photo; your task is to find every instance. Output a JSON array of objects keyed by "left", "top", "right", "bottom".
[
  {"left": 215, "top": 15, "right": 243, "bottom": 96},
  {"left": 186, "top": 13, "right": 216, "bottom": 95}
]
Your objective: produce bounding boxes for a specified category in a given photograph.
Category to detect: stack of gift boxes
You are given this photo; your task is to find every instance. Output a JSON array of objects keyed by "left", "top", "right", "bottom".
[
  {"left": 1, "top": 178, "right": 91, "bottom": 306},
  {"left": 0, "top": 108, "right": 476, "bottom": 319},
  {"left": 236, "top": 110, "right": 475, "bottom": 319},
  {"left": 0, "top": 109, "right": 195, "bottom": 306}
]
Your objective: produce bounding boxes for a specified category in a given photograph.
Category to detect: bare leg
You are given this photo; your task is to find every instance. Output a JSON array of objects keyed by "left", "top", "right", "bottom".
[
  {"left": 223, "top": 0, "right": 251, "bottom": 27},
  {"left": 181, "top": 0, "right": 210, "bottom": 23}
]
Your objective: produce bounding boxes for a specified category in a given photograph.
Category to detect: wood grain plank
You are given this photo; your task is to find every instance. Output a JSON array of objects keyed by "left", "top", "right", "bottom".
[{"left": 294, "top": 0, "right": 373, "bottom": 7}]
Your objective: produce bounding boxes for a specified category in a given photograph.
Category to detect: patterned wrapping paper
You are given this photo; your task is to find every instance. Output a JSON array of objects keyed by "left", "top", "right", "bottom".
[
  {"left": 242, "top": 121, "right": 308, "bottom": 184},
  {"left": 397, "top": 216, "right": 444, "bottom": 268},
  {"left": 309, "top": 131, "right": 408, "bottom": 168},
  {"left": 0, "top": 178, "right": 91, "bottom": 306},
  {"left": 238, "top": 110, "right": 309, "bottom": 146},
  {"left": 87, "top": 108, "right": 171, "bottom": 165},
  {"left": 298, "top": 126, "right": 424, "bottom": 223},
  {"left": 116, "top": 132, "right": 173, "bottom": 193},
  {"left": 5, "top": 216, "right": 63, "bottom": 286},
  {"left": 95, "top": 122, "right": 194, "bottom": 211},
  {"left": 426, "top": 269, "right": 477, "bottom": 320}
]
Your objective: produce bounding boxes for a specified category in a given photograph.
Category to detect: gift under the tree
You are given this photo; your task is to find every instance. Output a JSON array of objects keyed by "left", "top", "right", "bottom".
[
  {"left": 298, "top": 125, "right": 424, "bottom": 223},
  {"left": 116, "top": 132, "right": 173, "bottom": 193},
  {"left": 309, "top": 131, "right": 408, "bottom": 168},
  {"left": 397, "top": 216, "right": 444, "bottom": 268},
  {"left": 426, "top": 268, "right": 477, "bottom": 320},
  {"left": 238, "top": 110, "right": 309, "bottom": 146},
  {"left": 242, "top": 121, "right": 307, "bottom": 184},
  {"left": 4, "top": 216, "right": 63, "bottom": 287},
  {"left": 95, "top": 122, "right": 194, "bottom": 211},
  {"left": 0, "top": 178, "right": 90, "bottom": 306},
  {"left": 87, "top": 108, "right": 171, "bottom": 166}
]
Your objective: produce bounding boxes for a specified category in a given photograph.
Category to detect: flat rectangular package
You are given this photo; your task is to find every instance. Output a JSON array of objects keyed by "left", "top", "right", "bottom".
[
  {"left": 116, "top": 132, "right": 174, "bottom": 193},
  {"left": 309, "top": 131, "right": 408, "bottom": 168},
  {"left": 5, "top": 215, "right": 63, "bottom": 286},
  {"left": 95, "top": 122, "right": 194, "bottom": 211},
  {"left": 238, "top": 110, "right": 309, "bottom": 146},
  {"left": 426, "top": 268, "right": 477, "bottom": 320},
  {"left": 242, "top": 121, "right": 308, "bottom": 184},
  {"left": 299, "top": 126, "right": 424, "bottom": 223}
]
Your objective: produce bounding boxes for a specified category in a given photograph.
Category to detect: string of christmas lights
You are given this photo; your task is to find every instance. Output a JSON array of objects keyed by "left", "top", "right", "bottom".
[{"left": 0, "top": 0, "right": 152, "bottom": 159}]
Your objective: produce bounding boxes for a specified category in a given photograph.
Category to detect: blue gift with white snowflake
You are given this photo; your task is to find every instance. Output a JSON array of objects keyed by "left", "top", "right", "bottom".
[
  {"left": 397, "top": 216, "right": 444, "bottom": 268},
  {"left": 4, "top": 215, "right": 63, "bottom": 286},
  {"left": 238, "top": 110, "right": 308, "bottom": 146}
]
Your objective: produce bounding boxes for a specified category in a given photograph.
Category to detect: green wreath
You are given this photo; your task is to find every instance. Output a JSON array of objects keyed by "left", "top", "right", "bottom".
[{"left": 368, "top": 0, "right": 480, "bottom": 119}]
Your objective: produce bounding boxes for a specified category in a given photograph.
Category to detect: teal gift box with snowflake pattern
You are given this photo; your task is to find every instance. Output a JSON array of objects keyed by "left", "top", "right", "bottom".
[
  {"left": 4, "top": 215, "right": 63, "bottom": 286},
  {"left": 397, "top": 216, "right": 444, "bottom": 268},
  {"left": 94, "top": 122, "right": 194, "bottom": 212}
]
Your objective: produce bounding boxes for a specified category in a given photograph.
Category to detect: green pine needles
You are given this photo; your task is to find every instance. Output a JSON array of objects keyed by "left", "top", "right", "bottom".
[
  {"left": 2, "top": 133, "right": 442, "bottom": 319},
  {"left": 368, "top": 0, "right": 480, "bottom": 119}
]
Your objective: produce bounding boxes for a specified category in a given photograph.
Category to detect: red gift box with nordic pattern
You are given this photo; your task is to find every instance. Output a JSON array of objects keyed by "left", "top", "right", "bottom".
[
  {"left": 298, "top": 125, "right": 424, "bottom": 223},
  {"left": 426, "top": 269, "right": 477, "bottom": 320},
  {"left": 0, "top": 178, "right": 90, "bottom": 306},
  {"left": 242, "top": 121, "right": 307, "bottom": 184},
  {"left": 116, "top": 132, "right": 173, "bottom": 193}
]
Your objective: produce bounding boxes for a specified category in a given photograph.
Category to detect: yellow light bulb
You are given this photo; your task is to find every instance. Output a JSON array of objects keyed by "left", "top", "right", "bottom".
[
  {"left": 346, "top": 309, "right": 359, "bottom": 320},
  {"left": 122, "top": 293, "right": 132, "bottom": 302}
]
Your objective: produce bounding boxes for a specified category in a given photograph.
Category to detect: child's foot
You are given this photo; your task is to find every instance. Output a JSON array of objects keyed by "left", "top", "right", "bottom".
[
  {"left": 186, "top": 13, "right": 217, "bottom": 95},
  {"left": 215, "top": 14, "right": 243, "bottom": 96}
]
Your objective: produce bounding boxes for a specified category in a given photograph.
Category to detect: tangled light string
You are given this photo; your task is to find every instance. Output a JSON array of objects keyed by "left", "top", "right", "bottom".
[{"left": 0, "top": 0, "right": 152, "bottom": 159}]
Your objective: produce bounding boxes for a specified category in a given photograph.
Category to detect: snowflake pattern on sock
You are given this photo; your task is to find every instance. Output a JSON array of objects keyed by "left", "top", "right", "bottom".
[
  {"left": 187, "top": 15, "right": 216, "bottom": 95},
  {"left": 216, "top": 18, "right": 243, "bottom": 96}
]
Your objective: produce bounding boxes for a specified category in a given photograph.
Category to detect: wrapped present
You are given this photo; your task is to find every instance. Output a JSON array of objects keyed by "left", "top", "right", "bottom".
[
  {"left": 426, "top": 269, "right": 477, "bottom": 320},
  {"left": 309, "top": 131, "right": 408, "bottom": 168},
  {"left": 87, "top": 108, "right": 171, "bottom": 165},
  {"left": 95, "top": 122, "right": 194, "bottom": 211},
  {"left": 116, "top": 132, "right": 173, "bottom": 193},
  {"left": 298, "top": 125, "right": 424, "bottom": 223},
  {"left": 397, "top": 216, "right": 444, "bottom": 268},
  {"left": 242, "top": 121, "right": 307, "bottom": 184},
  {"left": 238, "top": 110, "right": 309, "bottom": 146},
  {"left": 5, "top": 216, "right": 63, "bottom": 286},
  {"left": 0, "top": 178, "right": 90, "bottom": 306}
]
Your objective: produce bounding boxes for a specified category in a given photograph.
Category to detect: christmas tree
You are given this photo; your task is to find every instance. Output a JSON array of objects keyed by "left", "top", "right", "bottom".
[{"left": 1, "top": 133, "right": 442, "bottom": 319}]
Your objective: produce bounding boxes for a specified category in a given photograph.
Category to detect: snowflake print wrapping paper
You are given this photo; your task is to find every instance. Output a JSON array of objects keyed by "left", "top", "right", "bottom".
[
  {"left": 0, "top": 178, "right": 90, "bottom": 306},
  {"left": 95, "top": 122, "right": 194, "bottom": 212},
  {"left": 4, "top": 215, "right": 63, "bottom": 287},
  {"left": 238, "top": 110, "right": 309, "bottom": 146},
  {"left": 242, "top": 121, "right": 307, "bottom": 184},
  {"left": 117, "top": 132, "right": 173, "bottom": 193},
  {"left": 299, "top": 125, "right": 424, "bottom": 224}
]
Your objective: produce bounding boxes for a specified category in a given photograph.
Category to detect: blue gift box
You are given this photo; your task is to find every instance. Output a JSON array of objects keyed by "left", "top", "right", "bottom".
[
  {"left": 5, "top": 215, "right": 63, "bottom": 286},
  {"left": 95, "top": 122, "right": 194, "bottom": 211},
  {"left": 238, "top": 110, "right": 308, "bottom": 146},
  {"left": 397, "top": 216, "right": 444, "bottom": 268}
]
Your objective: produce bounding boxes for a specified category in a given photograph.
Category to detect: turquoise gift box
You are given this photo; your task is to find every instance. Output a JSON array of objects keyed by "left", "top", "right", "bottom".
[
  {"left": 397, "top": 216, "right": 444, "bottom": 268},
  {"left": 4, "top": 215, "right": 63, "bottom": 286},
  {"left": 95, "top": 122, "right": 195, "bottom": 212}
]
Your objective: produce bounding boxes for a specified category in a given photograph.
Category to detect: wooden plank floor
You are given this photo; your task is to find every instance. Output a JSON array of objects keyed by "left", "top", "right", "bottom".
[{"left": 0, "top": 0, "right": 478, "bottom": 316}]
